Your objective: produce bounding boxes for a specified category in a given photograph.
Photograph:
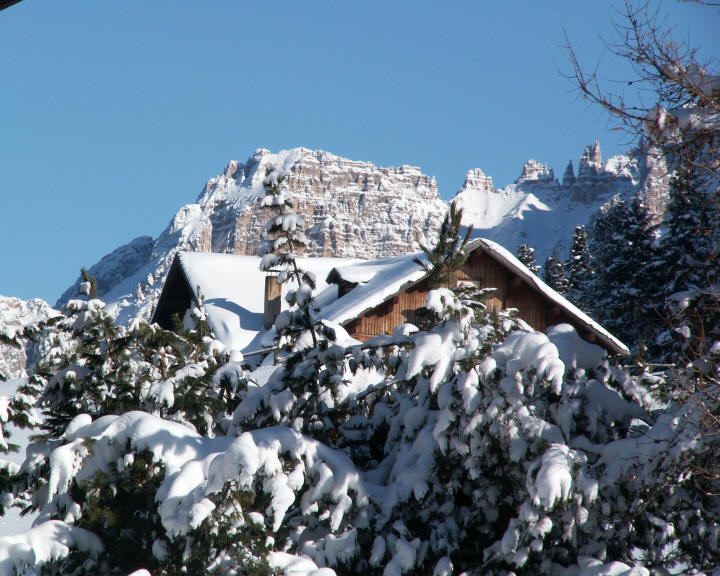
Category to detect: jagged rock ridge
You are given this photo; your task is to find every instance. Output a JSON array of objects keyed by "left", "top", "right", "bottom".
[
  {"left": 59, "top": 148, "right": 447, "bottom": 322},
  {"left": 453, "top": 141, "right": 648, "bottom": 261}
]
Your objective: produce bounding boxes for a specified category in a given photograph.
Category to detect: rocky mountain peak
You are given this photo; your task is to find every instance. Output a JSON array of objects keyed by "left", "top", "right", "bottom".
[
  {"left": 452, "top": 141, "right": 644, "bottom": 263},
  {"left": 578, "top": 140, "right": 603, "bottom": 178},
  {"left": 56, "top": 142, "right": 657, "bottom": 327},
  {"left": 461, "top": 168, "right": 495, "bottom": 195},
  {"left": 517, "top": 159, "right": 555, "bottom": 184},
  {"left": 60, "top": 148, "right": 447, "bottom": 323},
  {"left": 562, "top": 160, "right": 576, "bottom": 186}
]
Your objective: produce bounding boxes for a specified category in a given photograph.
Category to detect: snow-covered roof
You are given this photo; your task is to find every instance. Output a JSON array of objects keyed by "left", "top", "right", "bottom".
[
  {"left": 318, "top": 255, "right": 427, "bottom": 325},
  {"left": 470, "top": 239, "right": 629, "bottom": 355},
  {"left": 176, "top": 252, "right": 357, "bottom": 352},
  {"left": 318, "top": 239, "right": 629, "bottom": 356}
]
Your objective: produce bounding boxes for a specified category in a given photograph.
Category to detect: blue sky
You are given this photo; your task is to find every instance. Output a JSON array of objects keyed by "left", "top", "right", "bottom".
[{"left": 1, "top": 1, "right": 717, "bottom": 303}]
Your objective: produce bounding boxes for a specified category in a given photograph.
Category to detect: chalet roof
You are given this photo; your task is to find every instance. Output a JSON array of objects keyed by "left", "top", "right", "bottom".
[
  {"left": 318, "top": 254, "right": 427, "bottom": 324},
  {"left": 319, "top": 239, "right": 629, "bottom": 356},
  {"left": 160, "top": 252, "right": 356, "bottom": 352}
]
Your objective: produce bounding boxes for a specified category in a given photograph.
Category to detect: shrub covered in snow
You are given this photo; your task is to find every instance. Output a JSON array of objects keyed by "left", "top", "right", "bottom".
[{"left": 1, "top": 269, "right": 718, "bottom": 574}]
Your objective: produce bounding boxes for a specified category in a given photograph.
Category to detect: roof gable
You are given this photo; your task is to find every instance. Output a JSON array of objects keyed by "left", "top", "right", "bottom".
[{"left": 468, "top": 239, "right": 628, "bottom": 355}]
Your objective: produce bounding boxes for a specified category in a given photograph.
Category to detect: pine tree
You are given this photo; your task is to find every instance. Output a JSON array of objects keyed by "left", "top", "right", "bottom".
[
  {"left": 562, "top": 4, "right": 720, "bottom": 566},
  {"left": 4, "top": 272, "right": 720, "bottom": 573},
  {"left": 249, "top": 163, "right": 347, "bottom": 443},
  {"left": 565, "top": 225, "right": 592, "bottom": 296},
  {"left": 542, "top": 252, "right": 569, "bottom": 293},
  {"left": 660, "top": 161, "right": 718, "bottom": 296},
  {"left": 0, "top": 277, "right": 270, "bottom": 574},
  {"left": 257, "top": 164, "right": 318, "bottom": 349},
  {"left": 415, "top": 200, "right": 473, "bottom": 289},
  {"left": 648, "top": 157, "right": 720, "bottom": 363},
  {"left": 576, "top": 197, "right": 660, "bottom": 351},
  {"left": 516, "top": 243, "right": 540, "bottom": 274}
]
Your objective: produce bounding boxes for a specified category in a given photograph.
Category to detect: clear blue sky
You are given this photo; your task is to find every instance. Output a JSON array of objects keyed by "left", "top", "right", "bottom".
[{"left": 1, "top": 1, "right": 717, "bottom": 304}]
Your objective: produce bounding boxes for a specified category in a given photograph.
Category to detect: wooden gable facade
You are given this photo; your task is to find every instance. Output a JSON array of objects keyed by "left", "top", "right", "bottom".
[
  {"left": 343, "top": 279, "right": 429, "bottom": 340},
  {"left": 337, "top": 243, "right": 628, "bottom": 356},
  {"left": 152, "top": 256, "right": 196, "bottom": 330}
]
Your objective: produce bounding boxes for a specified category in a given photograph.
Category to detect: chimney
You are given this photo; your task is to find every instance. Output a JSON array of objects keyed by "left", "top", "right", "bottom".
[{"left": 263, "top": 274, "right": 282, "bottom": 329}]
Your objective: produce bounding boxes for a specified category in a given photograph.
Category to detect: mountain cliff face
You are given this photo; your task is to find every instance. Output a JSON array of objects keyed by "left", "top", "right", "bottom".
[
  {"left": 57, "top": 143, "right": 669, "bottom": 322},
  {"left": 58, "top": 148, "right": 447, "bottom": 322},
  {"left": 0, "top": 296, "right": 57, "bottom": 380},
  {"left": 453, "top": 141, "right": 644, "bottom": 261}
]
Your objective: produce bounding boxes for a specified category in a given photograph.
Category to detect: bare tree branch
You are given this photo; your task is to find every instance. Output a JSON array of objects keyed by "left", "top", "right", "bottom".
[{"left": 562, "top": 0, "right": 719, "bottom": 173}]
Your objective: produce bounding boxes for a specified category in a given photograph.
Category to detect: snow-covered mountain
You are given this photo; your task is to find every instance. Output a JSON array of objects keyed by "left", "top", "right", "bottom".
[
  {"left": 0, "top": 296, "right": 57, "bottom": 380},
  {"left": 453, "top": 142, "right": 643, "bottom": 261},
  {"left": 58, "top": 148, "right": 447, "bottom": 322},
  {"left": 55, "top": 143, "right": 668, "bottom": 322}
]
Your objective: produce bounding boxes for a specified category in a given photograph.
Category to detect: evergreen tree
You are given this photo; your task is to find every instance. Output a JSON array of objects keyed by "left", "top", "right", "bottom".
[
  {"left": 565, "top": 225, "right": 592, "bottom": 296},
  {"left": 416, "top": 200, "right": 473, "bottom": 289},
  {"left": 257, "top": 164, "right": 319, "bottom": 349},
  {"left": 565, "top": 0, "right": 720, "bottom": 362},
  {"left": 579, "top": 197, "right": 659, "bottom": 351},
  {"left": 250, "top": 163, "right": 348, "bottom": 443},
  {"left": 660, "top": 160, "right": 718, "bottom": 296},
  {"left": 3, "top": 272, "right": 720, "bottom": 573},
  {"left": 516, "top": 243, "right": 540, "bottom": 275},
  {"left": 648, "top": 157, "right": 720, "bottom": 363},
  {"left": 542, "top": 252, "right": 569, "bottom": 293},
  {"left": 562, "top": 4, "right": 720, "bottom": 566},
  {"left": 0, "top": 277, "right": 268, "bottom": 574}
]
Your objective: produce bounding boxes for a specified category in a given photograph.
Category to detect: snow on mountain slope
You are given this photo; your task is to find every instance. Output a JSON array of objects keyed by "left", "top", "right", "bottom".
[
  {"left": 58, "top": 148, "right": 447, "bottom": 323},
  {"left": 454, "top": 168, "right": 553, "bottom": 228},
  {"left": 0, "top": 296, "right": 58, "bottom": 537},
  {"left": 454, "top": 142, "right": 642, "bottom": 262}
]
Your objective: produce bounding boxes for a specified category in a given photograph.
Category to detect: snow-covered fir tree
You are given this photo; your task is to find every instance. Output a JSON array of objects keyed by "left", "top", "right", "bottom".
[
  {"left": 5, "top": 271, "right": 719, "bottom": 574},
  {"left": 648, "top": 153, "right": 720, "bottom": 360},
  {"left": 0, "top": 282, "right": 283, "bottom": 574},
  {"left": 565, "top": 7, "right": 720, "bottom": 564},
  {"left": 564, "top": 226, "right": 592, "bottom": 299},
  {"left": 257, "top": 163, "right": 319, "bottom": 349},
  {"left": 566, "top": 0, "right": 720, "bottom": 360},
  {"left": 516, "top": 244, "right": 540, "bottom": 275},
  {"left": 578, "top": 196, "right": 659, "bottom": 353},
  {"left": 541, "top": 253, "right": 569, "bottom": 294}
]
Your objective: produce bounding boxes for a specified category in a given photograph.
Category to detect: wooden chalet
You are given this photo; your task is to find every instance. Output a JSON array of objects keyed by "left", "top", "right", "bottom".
[
  {"left": 319, "top": 239, "right": 629, "bottom": 356},
  {"left": 151, "top": 239, "right": 629, "bottom": 357}
]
